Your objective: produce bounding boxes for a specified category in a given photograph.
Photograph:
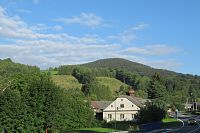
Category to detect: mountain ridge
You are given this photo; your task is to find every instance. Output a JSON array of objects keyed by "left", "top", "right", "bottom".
[{"left": 80, "top": 58, "right": 178, "bottom": 77}]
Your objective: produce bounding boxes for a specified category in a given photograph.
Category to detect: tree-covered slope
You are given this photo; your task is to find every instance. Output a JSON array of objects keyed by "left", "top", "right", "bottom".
[
  {"left": 55, "top": 58, "right": 200, "bottom": 110},
  {"left": 81, "top": 58, "right": 177, "bottom": 77}
]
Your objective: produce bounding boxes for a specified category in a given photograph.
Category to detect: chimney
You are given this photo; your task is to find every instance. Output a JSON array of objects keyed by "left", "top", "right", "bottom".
[{"left": 128, "top": 88, "right": 135, "bottom": 96}]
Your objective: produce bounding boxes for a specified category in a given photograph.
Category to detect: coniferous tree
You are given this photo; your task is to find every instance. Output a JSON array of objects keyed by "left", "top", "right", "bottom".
[{"left": 147, "top": 73, "right": 166, "bottom": 99}]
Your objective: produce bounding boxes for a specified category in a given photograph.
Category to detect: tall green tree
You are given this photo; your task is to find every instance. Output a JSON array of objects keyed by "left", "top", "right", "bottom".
[
  {"left": 135, "top": 101, "right": 166, "bottom": 123},
  {"left": 82, "top": 81, "right": 113, "bottom": 100},
  {"left": 72, "top": 67, "right": 95, "bottom": 84},
  {"left": 147, "top": 73, "right": 166, "bottom": 99}
]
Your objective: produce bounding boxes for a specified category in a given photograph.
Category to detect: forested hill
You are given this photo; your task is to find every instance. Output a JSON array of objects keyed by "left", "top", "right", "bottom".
[
  {"left": 56, "top": 58, "right": 200, "bottom": 110},
  {"left": 81, "top": 58, "right": 177, "bottom": 77}
]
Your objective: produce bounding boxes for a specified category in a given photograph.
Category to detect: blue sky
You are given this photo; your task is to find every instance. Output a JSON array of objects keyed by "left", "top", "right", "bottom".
[{"left": 0, "top": 0, "right": 199, "bottom": 75}]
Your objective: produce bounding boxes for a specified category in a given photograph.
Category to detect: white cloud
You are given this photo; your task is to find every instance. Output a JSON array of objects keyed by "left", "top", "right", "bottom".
[
  {"left": 124, "top": 45, "right": 179, "bottom": 56},
  {"left": 142, "top": 60, "right": 182, "bottom": 70},
  {"left": 0, "top": 6, "right": 5, "bottom": 15},
  {"left": 0, "top": 41, "right": 121, "bottom": 68},
  {"left": 30, "top": 24, "right": 49, "bottom": 31},
  {"left": 108, "top": 23, "right": 149, "bottom": 44},
  {"left": 0, "top": 6, "right": 182, "bottom": 71},
  {"left": 54, "top": 13, "right": 104, "bottom": 28},
  {"left": 109, "top": 30, "right": 137, "bottom": 44},
  {"left": 52, "top": 25, "right": 63, "bottom": 31},
  {"left": 0, "top": 8, "right": 36, "bottom": 39},
  {"left": 132, "top": 23, "right": 149, "bottom": 31},
  {"left": 0, "top": 7, "right": 66, "bottom": 40},
  {"left": 30, "top": 24, "right": 63, "bottom": 31}
]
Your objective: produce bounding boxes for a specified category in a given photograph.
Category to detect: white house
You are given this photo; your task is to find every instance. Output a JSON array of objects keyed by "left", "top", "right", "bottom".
[{"left": 91, "top": 95, "right": 148, "bottom": 122}]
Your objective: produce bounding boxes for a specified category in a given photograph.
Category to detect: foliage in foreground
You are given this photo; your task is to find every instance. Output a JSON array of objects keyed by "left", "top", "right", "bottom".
[{"left": 0, "top": 59, "right": 95, "bottom": 132}]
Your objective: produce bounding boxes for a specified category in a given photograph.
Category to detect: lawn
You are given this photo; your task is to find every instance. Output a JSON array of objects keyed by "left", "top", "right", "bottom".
[
  {"left": 162, "top": 118, "right": 182, "bottom": 128},
  {"left": 96, "top": 77, "right": 128, "bottom": 94},
  {"left": 75, "top": 127, "right": 117, "bottom": 133},
  {"left": 41, "top": 70, "right": 58, "bottom": 75},
  {"left": 51, "top": 75, "right": 129, "bottom": 94},
  {"left": 51, "top": 75, "right": 82, "bottom": 89}
]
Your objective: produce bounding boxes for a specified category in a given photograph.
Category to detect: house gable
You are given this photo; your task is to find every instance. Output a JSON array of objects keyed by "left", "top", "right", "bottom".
[
  {"left": 104, "top": 97, "right": 140, "bottom": 112},
  {"left": 91, "top": 95, "right": 148, "bottom": 122}
]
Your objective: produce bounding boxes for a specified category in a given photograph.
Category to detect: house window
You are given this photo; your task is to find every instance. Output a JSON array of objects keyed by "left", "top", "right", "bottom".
[
  {"left": 108, "top": 114, "right": 112, "bottom": 119},
  {"left": 121, "top": 99, "right": 123, "bottom": 101},
  {"left": 111, "top": 105, "right": 113, "bottom": 107},
  {"left": 132, "top": 105, "right": 134, "bottom": 107},
  {"left": 132, "top": 114, "right": 134, "bottom": 118},
  {"left": 120, "top": 104, "right": 124, "bottom": 108},
  {"left": 120, "top": 114, "right": 124, "bottom": 119}
]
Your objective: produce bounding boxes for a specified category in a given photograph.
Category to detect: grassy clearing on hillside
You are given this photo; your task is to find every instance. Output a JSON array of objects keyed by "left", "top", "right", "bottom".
[
  {"left": 49, "top": 70, "right": 58, "bottom": 75},
  {"left": 51, "top": 75, "right": 128, "bottom": 94},
  {"left": 51, "top": 75, "right": 82, "bottom": 89},
  {"left": 41, "top": 70, "right": 58, "bottom": 75},
  {"left": 96, "top": 77, "right": 128, "bottom": 93},
  {"left": 162, "top": 118, "right": 182, "bottom": 128},
  {"left": 74, "top": 127, "right": 117, "bottom": 133}
]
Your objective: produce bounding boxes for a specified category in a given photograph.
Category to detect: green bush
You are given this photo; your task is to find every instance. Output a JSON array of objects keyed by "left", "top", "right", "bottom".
[
  {"left": 135, "top": 102, "right": 166, "bottom": 124},
  {"left": 103, "top": 121, "right": 138, "bottom": 131}
]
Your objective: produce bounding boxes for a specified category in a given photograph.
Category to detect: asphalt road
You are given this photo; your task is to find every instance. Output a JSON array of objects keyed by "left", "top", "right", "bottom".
[{"left": 150, "top": 113, "right": 200, "bottom": 133}]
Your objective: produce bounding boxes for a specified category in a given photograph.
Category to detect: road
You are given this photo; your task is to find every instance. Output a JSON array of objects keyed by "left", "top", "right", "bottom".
[
  {"left": 124, "top": 113, "right": 200, "bottom": 133},
  {"left": 151, "top": 113, "right": 200, "bottom": 133}
]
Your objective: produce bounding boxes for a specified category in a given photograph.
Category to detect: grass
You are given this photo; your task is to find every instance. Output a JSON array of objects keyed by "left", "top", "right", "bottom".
[
  {"left": 96, "top": 77, "right": 128, "bottom": 93},
  {"left": 41, "top": 70, "right": 58, "bottom": 75},
  {"left": 162, "top": 118, "right": 182, "bottom": 128},
  {"left": 51, "top": 75, "right": 82, "bottom": 89},
  {"left": 51, "top": 75, "right": 129, "bottom": 95},
  {"left": 191, "top": 111, "right": 200, "bottom": 115},
  {"left": 70, "top": 121, "right": 139, "bottom": 133},
  {"left": 75, "top": 127, "right": 117, "bottom": 132},
  {"left": 105, "top": 121, "right": 139, "bottom": 131},
  {"left": 49, "top": 70, "right": 58, "bottom": 75}
]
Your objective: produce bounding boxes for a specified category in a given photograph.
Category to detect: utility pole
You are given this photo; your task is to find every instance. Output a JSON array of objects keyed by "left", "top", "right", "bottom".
[
  {"left": 186, "top": 98, "right": 189, "bottom": 112},
  {"left": 123, "top": 78, "right": 125, "bottom": 90},
  {"left": 193, "top": 98, "right": 195, "bottom": 111},
  {"left": 195, "top": 98, "right": 198, "bottom": 111},
  {"left": 114, "top": 99, "right": 116, "bottom": 131}
]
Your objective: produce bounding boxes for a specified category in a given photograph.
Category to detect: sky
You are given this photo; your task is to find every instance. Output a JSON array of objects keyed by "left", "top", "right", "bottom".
[{"left": 0, "top": 0, "right": 199, "bottom": 75}]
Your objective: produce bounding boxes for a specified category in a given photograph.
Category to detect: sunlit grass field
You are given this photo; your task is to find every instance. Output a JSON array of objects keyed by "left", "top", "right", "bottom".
[
  {"left": 51, "top": 75, "right": 82, "bottom": 89},
  {"left": 96, "top": 77, "right": 128, "bottom": 93},
  {"left": 51, "top": 75, "right": 128, "bottom": 93}
]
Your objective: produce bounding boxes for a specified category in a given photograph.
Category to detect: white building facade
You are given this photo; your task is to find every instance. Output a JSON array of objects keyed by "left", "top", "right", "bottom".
[
  {"left": 91, "top": 95, "right": 147, "bottom": 122},
  {"left": 103, "top": 97, "right": 140, "bottom": 122}
]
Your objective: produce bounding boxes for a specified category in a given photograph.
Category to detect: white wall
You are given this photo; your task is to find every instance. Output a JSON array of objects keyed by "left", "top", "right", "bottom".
[{"left": 103, "top": 97, "right": 140, "bottom": 122}]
